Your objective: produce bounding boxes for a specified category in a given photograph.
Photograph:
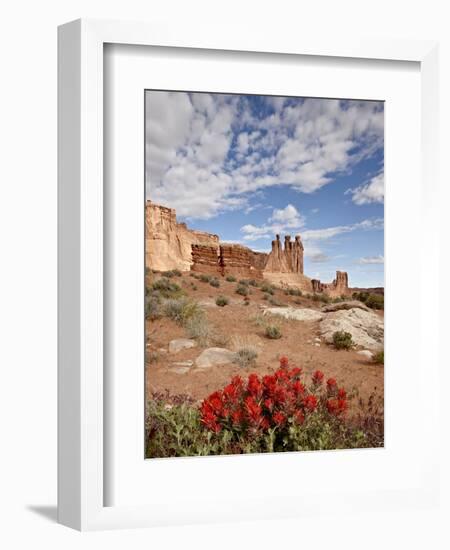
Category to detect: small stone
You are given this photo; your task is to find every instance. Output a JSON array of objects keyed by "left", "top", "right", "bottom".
[
  {"left": 158, "top": 348, "right": 168, "bottom": 354},
  {"left": 168, "top": 339, "right": 196, "bottom": 354},
  {"left": 168, "top": 366, "right": 190, "bottom": 374},
  {"left": 195, "top": 347, "right": 236, "bottom": 369},
  {"left": 314, "top": 342, "right": 320, "bottom": 347},
  {"left": 357, "top": 350, "right": 374, "bottom": 360},
  {"left": 314, "top": 337, "right": 321, "bottom": 343}
]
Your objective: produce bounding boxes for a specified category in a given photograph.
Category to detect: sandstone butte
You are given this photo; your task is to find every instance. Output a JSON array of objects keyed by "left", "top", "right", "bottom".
[{"left": 146, "top": 201, "right": 350, "bottom": 296}]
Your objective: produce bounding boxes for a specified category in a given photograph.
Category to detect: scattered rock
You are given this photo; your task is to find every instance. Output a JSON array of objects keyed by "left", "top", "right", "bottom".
[
  {"left": 263, "top": 307, "right": 324, "bottom": 322},
  {"left": 321, "top": 300, "right": 370, "bottom": 313},
  {"left": 158, "top": 348, "right": 168, "bottom": 354},
  {"left": 195, "top": 347, "right": 236, "bottom": 369},
  {"left": 319, "top": 308, "right": 384, "bottom": 351},
  {"left": 313, "top": 337, "right": 321, "bottom": 343},
  {"left": 168, "top": 339, "right": 196, "bottom": 354},
  {"left": 357, "top": 350, "right": 374, "bottom": 360},
  {"left": 168, "top": 365, "right": 191, "bottom": 374},
  {"left": 314, "top": 343, "right": 320, "bottom": 347}
]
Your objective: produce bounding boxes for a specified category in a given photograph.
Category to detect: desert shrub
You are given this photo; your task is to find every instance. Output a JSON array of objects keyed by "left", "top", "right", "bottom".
[
  {"left": 260, "top": 283, "right": 275, "bottom": 295},
  {"left": 238, "top": 279, "right": 249, "bottom": 286},
  {"left": 185, "top": 314, "right": 211, "bottom": 346},
  {"left": 145, "top": 295, "right": 163, "bottom": 320},
  {"left": 225, "top": 275, "right": 237, "bottom": 282},
  {"left": 287, "top": 288, "right": 302, "bottom": 297},
  {"left": 215, "top": 295, "right": 229, "bottom": 307},
  {"left": 353, "top": 291, "right": 384, "bottom": 310},
  {"left": 146, "top": 361, "right": 384, "bottom": 458},
  {"left": 163, "top": 297, "right": 202, "bottom": 326},
  {"left": 199, "top": 274, "right": 212, "bottom": 283},
  {"left": 151, "top": 278, "right": 183, "bottom": 299},
  {"left": 262, "top": 293, "right": 270, "bottom": 301},
  {"left": 236, "top": 284, "right": 249, "bottom": 296},
  {"left": 233, "top": 348, "right": 258, "bottom": 368},
  {"left": 265, "top": 325, "right": 282, "bottom": 339},
  {"left": 146, "top": 350, "right": 159, "bottom": 364},
  {"left": 191, "top": 283, "right": 198, "bottom": 290},
  {"left": 365, "top": 294, "right": 384, "bottom": 310},
  {"left": 247, "top": 279, "right": 259, "bottom": 287},
  {"left": 161, "top": 270, "right": 175, "bottom": 278},
  {"left": 373, "top": 350, "right": 384, "bottom": 364},
  {"left": 268, "top": 296, "right": 286, "bottom": 307},
  {"left": 332, "top": 330, "right": 354, "bottom": 350},
  {"left": 209, "top": 277, "right": 220, "bottom": 288}
]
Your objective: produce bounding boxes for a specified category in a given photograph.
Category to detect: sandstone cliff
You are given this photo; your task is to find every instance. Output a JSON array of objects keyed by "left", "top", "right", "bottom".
[
  {"left": 146, "top": 202, "right": 219, "bottom": 271},
  {"left": 264, "top": 234, "right": 304, "bottom": 274},
  {"left": 191, "top": 243, "right": 266, "bottom": 279}
]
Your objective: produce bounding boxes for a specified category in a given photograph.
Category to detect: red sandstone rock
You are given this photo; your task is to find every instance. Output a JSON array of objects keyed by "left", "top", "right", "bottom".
[{"left": 264, "top": 234, "right": 304, "bottom": 274}]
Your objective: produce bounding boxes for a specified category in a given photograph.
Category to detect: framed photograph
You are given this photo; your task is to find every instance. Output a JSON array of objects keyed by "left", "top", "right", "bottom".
[{"left": 58, "top": 19, "right": 440, "bottom": 530}]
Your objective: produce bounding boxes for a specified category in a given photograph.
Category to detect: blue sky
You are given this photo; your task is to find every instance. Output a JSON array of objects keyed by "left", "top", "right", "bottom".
[{"left": 145, "top": 91, "right": 384, "bottom": 288}]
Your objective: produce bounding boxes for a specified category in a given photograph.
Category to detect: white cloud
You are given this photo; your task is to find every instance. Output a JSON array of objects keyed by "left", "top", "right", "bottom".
[
  {"left": 241, "top": 204, "right": 305, "bottom": 241},
  {"left": 348, "top": 171, "right": 384, "bottom": 205},
  {"left": 146, "top": 92, "right": 384, "bottom": 219},
  {"left": 357, "top": 255, "right": 384, "bottom": 264}
]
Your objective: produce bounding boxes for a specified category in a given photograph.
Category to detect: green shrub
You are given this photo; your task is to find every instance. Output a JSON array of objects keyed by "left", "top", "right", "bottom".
[
  {"left": 185, "top": 314, "right": 211, "bottom": 346},
  {"left": 236, "top": 284, "right": 249, "bottom": 296},
  {"left": 260, "top": 283, "right": 274, "bottom": 295},
  {"left": 247, "top": 279, "right": 259, "bottom": 287},
  {"left": 215, "top": 295, "right": 229, "bottom": 307},
  {"left": 233, "top": 348, "right": 258, "bottom": 368},
  {"left": 287, "top": 288, "right": 302, "bottom": 296},
  {"left": 262, "top": 293, "right": 270, "bottom": 300},
  {"left": 225, "top": 275, "right": 237, "bottom": 282},
  {"left": 151, "top": 278, "right": 183, "bottom": 299},
  {"left": 199, "top": 274, "right": 212, "bottom": 283},
  {"left": 163, "top": 297, "right": 202, "bottom": 326},
  {"left": 365, "top": 294, "right": 384, "bottom": 310},
  {"left": 265, "top": 325, "right": 282, "bottom": 339},
  {"left": 238, "top": 279, "right": 249, "bottom": 286},
  {"left": 268, "top": 296, "right": 286, "bottom": 307},
  {"left": 209, "top": 277, "right": 220, "bottom": 288},
  {"left": 145, "top": 296, "right": 162, "bottom": 320},
  {"left": 373, "top": 350, "right": 384, "bottom": 364},
  {"left": 332, "top": 330, "right": 354, "bottom": 350}
]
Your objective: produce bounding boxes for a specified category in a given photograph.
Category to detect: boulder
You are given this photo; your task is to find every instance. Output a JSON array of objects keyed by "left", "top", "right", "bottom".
[
  {"left": 168, "top": 339, "right": 196, "bottom": 354},
  {"left": 357, "top": 350, "right": 374, "bottom": 360},
  {"left": 195, "top": 348, "right": 236, "bottom": 369},
  {"left": 263, "top": 307, "right": 324, "bottom": 322},
  {"left": 321, "top": 300, "right": 370, "bottom": 313},
  {"left": 319, "top": 308, "right": 384, "bottom": 351}
]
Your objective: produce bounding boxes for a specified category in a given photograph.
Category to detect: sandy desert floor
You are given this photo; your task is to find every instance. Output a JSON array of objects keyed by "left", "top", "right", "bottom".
[{"left": 145, "top": 272, "right": 384, "bottom": 407}]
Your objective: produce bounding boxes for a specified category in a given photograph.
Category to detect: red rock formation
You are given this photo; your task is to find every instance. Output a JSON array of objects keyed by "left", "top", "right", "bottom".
[
  {"left": 312, "top": 271, "right": 350, "bottom": 297},
  {"left": 146, "top": 201, "right": 219, "bottom": 271},
  {"left": 264, "top": 234, "right": 304, "bottom": 274},
  {"left": 191, "top": 245, "right": 220, "bottom": 275}
]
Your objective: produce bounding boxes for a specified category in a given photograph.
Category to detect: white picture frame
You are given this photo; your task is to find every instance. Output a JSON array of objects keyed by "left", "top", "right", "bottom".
[{"left": 58, "top": 18, "right": 440, "bottom": 531}]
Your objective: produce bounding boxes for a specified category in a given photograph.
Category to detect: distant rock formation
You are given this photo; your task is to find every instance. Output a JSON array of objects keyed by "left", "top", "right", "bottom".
[
  {"left": 264, "top": 234, "right": 304, "bottom": 274},
  {"left": 145, "top": 201, "right": 351, "bottom": 294},
  {"left": 312, "top": 271, "right": 350, "bottom": 297},
  {"left": 191, "top": 243, "right": 265, "bottom": 279},
  {"left": 146, "top": 202, "right": 219, "bottom": 271}
]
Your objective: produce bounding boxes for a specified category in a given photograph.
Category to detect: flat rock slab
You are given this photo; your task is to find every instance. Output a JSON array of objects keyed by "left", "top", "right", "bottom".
[
  {"left": 321, "top": 300, "right": 370, "bottom": 313},
  {"left": 264, "top": 307, "right": 324, "bottom": 322},
  {"left": 320, "top": 308, "right": 384, "bottom": 351},
  {"left": 168, "top": 338, "right": 196, "bottom": 354},
  {"left": 357, "top": 350, "right": 374, "bottom": 360},
  {"left": 195, "top": 347, "right": 236, "bottom": 369}
]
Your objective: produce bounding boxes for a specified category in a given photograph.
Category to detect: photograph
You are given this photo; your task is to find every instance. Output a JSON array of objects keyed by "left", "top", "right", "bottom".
[{"left": 144, "top": 90, "right": 385, "bottom": 458}]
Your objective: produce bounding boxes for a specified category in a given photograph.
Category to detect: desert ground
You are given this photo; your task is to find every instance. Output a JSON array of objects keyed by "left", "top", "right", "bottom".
[{"left": 145, "top": 271, "right": 384, "bottom": 408}]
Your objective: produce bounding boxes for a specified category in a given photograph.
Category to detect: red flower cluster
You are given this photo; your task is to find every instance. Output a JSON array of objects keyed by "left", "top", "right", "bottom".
[
  {"left": 200, "top": 357, "right": 350, "bottom": 434},
  {"left": 200, "top": 357, "right": 327, "bottom": 434}
]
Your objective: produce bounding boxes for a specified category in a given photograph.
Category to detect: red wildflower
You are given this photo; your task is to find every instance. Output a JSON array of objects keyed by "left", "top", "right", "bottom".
[
  {"left": 294, "top": 410, "right": 305, "bottom": 425},
  {"left": 274, "top": 368, "right": 288, "bottom": 381},
  {"left": 327, "top": 378, "right": 337, "bottom": 389},
  {"left": 312, "top": 370, "right": 324, "bottom": 385},
  {"left": 245, "top": 396, "right": 262, "bottom": 423},
  {"left": 264, "top": 398, "right": 274, "bottom": 411},
  {"left": 231, "top": 409, "right": 244, "bottom": 426},
  {"left": 338, "top": 388, "right": 347, "bottom": 399},
  {"left": 260, "top": 417, "right": 270, "bottom": 430},
  {"left": 279, "top": 356, "right": 289, "bottom": 368},
  {"left": 290, "top": 367, "right": 302, "bottom": 378},
  {"left": 273, "top": 411, "right": 286, "bottom": 426},
  {"left": 303, "top": 394, "right": 318, "bottom": 412},
  {"left": 207, "top": 391, "right": 223, "bottom": 414},
  {"left": 274, "top": 385, "right": 287, "bottom": 405},
  {"left": 326, "top": 398, "right": 348, "bottom": 416},
  {"left": 247, "top": 373, "right": 262, "bottom": 398},
  {"left": 292, "top": 380, "right": 305, "bottom": 396},
  {"left": 223, "top": 383, "right": 237, "bottom": 401}
]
